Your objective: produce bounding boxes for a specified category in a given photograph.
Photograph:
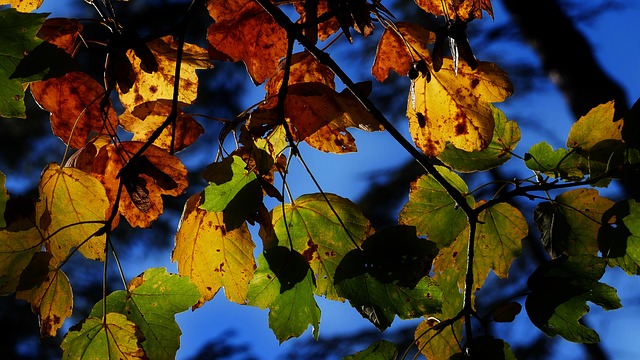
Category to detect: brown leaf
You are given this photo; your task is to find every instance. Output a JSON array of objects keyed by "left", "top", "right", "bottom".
[
  {"left": 414, "top": 0, "right": 493, "bottom": 21},
  {"left": 294, "top": 0, "right": 341, "bottom": 42},
  {"left": 30, "top": 72, "right": 119, "bottom": 149},
  {"left": 37, "top": 18, "right": 83, "bottom": 55},
  {"left": 90, "top": 142, "right": 188, "bottom": 228},
  {"left": 207, "top": 0, "right": 287, "bottom": 84}
]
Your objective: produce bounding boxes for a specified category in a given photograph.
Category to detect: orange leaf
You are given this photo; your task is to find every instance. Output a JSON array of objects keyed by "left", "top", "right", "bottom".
[
  {"left": 117, "top": 36, "right": 211, "bottom": 112},
  {"left": 30, "top": 72, "right": 119, "bottom": 149},
  {"left": 207, "top": 0, "right": 287, "bottom": 84},
  {"left": 372, "top": 22, "right": 435, "bottom": 82},
  {"left": 91, "top": 142, "right": 188, "bottom": 228},
  {"left": 407, "top": 59, "right": 512, "bottom": 156},
  {"left": 414, "top": 0, "right": 493, "bottom": 21},
  {"left": 294, "top": 0, "right": 341, "bottom": 42},
  {"left": 120, "top": 101, "right": 204, "bottom": 152},
  {"left": 37, "top": 18, "right": 83, "bottom": 55}
]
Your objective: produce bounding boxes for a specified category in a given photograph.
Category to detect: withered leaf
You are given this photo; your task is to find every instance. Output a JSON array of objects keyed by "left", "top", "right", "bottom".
[{"left": 414, "top": 0, "right": 493, "bottom": 21}]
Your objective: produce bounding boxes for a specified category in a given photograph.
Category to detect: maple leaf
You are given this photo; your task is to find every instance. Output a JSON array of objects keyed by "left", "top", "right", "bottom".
[
  {"left": 90, "top": 141, "right": 188, "bottom": 228},
  {"left": 407, "top": 59, "right": 513, "bottom": 157},
  {"left": 117, "top": 36, "right": 211, "bottom": 112},
  {"left": 120, "top": 101, "right": 204, "bottom": 152},
  {"left": 414, "top": 0, "right": 493, "bottom": 21},
  {"left": 0, "top": 226, "right": 42, "bottom": 295},
  {"left": 372, "top": 22, "right": 436, "bottom": 82},
  {"left": 294, "top": 0, "right": 341, "bottom": 42},
  {"left": 173, "top": 193, "right": 256, "bottom": 308},
  {"left": 16, "top": 252, "right": 73, "bottom": 337},
  {"left": 37, "top": 18, "right": 83, "bottom": 55},
  {"left": 36, "top": 163, "right": 109, "bottom": 261},
  {"left": 30, "top": 72, "right": 119, "bottom": 149},
  {"left": 0, "top": 0, "right": 44, "bottom": 12},
  {"left": 207, "top": 0, "right": 287, "bottom": 84}
]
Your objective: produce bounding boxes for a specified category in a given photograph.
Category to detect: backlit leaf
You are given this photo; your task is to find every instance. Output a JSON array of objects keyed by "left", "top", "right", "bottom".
[
  {"left": 16, "top": 252, "right": 72, "bottom": 337},
  {"left": 0, "top": 227, "right": 42, "bottom": 295},
  {"left": 372, "top": 22, "right": 435, "bottom": 82},
  {"left": 525, "top": 142, "right": 586, "bottom": 180},
  {"left": 271, "top": 193, "right": 374, "bottom": 300},
  {"left": 0, "top": 8, "right": 47, "bottom": 118},
  {"left": 599, "top": 199, "right": 640, "bottom": 274},
  {"left": 343, "top": 340, "right": 398, "bottom": 360},
  {"left": 36, "top": 163, "right": 109, "bottom": 261},
  {"left": 117, "top": 36, "right": 211, "bottom": 111},
  {"left": 207, "top": 0, "right": 287, "bottom": 85},
  {"left": 415, "top": 314, "right": 463, "bottom": 360},
  {"left": 567, "top": 101, "right": 623, "bottom": 150},
  {"left": 247, "top": 247, "right": 320, "bottom": 342},
  {"left": 438, "top": 105, "right": 520, "bottom": 172},
  {"left": 61, "top": 313, "right": 146, "bottom": 360},
  {"left": 414, "top": 0, "right": 493, "bottom": 21},
  {"left": 451, "top": 336, "right": 516, "bottom": 359},
  {"left": 37, "top": 18, "right": 83, "bottom": 55},
  {"left": 173, "top": 193, "right": 256, "bottom": 307},
  {"left": 407, "top": 59, "right": 513, "bottom": 156},
  {"left": 399, "top": 166, "right": 474, "bottom": 248},
  {"left": 526, "top": 255, "right": 621, "bottom": 343},
  {"left": 90, "top": 268, "right": 200, "bottom": 360},
  {"left": 90, "top": 142, "right": 188, "bottom": 228},
  {"left": 30, "top": 72, "right": 119, "bottom": 149},
  {"left": 0, "top": 0, "right": 44, "bottom": 12},
  {"left": 534, "top": 189, "right": 614, "bottom": 257},
  {"left": 294, "top": 0, "right": 340, "bottom": 42}
]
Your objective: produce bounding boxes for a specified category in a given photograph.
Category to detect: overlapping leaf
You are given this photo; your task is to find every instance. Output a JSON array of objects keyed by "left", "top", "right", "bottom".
[
  {"left": 30, "top": 72, "right": 119, "bottom": 149},
  {"left": 294, "top": 0, "right": 341, "bottom": 42},
  {"left": 524, "top": 142, "right": 586, "bottom": 181},
  {"left": 207, "top": 0, "right": 287, "bottom": 84},
  {"left": 173, "top": 193, "right": 256, "bottom": 308},
  {"left": 0, "top": 0, "right": 44, "bottom": 12},
  {"left": 117, "top": 36, "right": 211, "bottom": 111},
  {"left": 526, "top": 255, "right": 621, "bottom": 343},
  {"left": 407, "top": 59, "right": 513, "bottom": 156},
  {"left": 16, "top": 252, "right": 72, "bottom": 337},
  {"left": 399, "top": 166, "right": 474, "bottom": 247},
  {"left": 36, "top": 163, "right": 109, "bottom": 261},
  {"left": 567, "top": 101, "right": 623, "bottom": 151},
  {"left": 270, "top": 193, "right": 374, "bottom": 300},
  {"left": 534, "top": 189, "right": 614, "bottom": 257},
  {"left": 61, "top": 313, "right": 146, "bottom": 360},
  {"left": 37, "top": 18, "right": 83, "bottom": 55},
  {"left": 438, "top": 105, "right": 521, "bottom": 172},
  {"left": 0, "top": 8, "right": 47, "bottom": 118},
  {"left": 246, "top": 247, "right": 320, "bottom": 342},
  {"left": 414, "top": 312, "right": 463, "bottom": 360},
  {"left": 89, "top": 268, "right": 200, "bottom": 360},
  {"left": 0, "top": 226, "right": 42, "bottom": 295},
  {"left": 90, "top": 141, "right": 188, "bottom": 228},
  {"left": 414, "top": 0, "right": 493, "bottom": 21},
  {"left": 599, "top": 199, "right": 640, "bottom": 274},
  {"left": 343, "top": 340, "right": 398, "bottom": 360}
]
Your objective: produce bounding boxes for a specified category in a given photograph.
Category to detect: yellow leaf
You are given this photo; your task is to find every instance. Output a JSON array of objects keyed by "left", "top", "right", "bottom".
[
  {"left": 173, "top": 193, "right": 256, "bottom": 308},
  {"left": 567, "top": 101, "right": 623, "bottom": 150},
  {"left": 0, "top": 227, "right": 42, "bottom": 295},
  {"left": 407, "top": 59, "right": 513, "bottom": 156},
  {"left": 36, "top": 163, "right": 109, "bottom": 261},
  {"left": 0, "top": 0, "right": 44, "bottom": 12},
  {"left": 117, "top": 36, "right": 212, "bottom": 112},
  {"left": 414, "top": 0, "right": 493, "bottom": 21},
  {"left": 16, "top": 252, "right": 72, "bottom": 337}
]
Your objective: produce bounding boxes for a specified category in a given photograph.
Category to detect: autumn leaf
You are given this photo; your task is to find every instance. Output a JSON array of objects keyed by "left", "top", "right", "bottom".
[
  {"left": 0, "top": 0, "right": 44, "bottom": 12},
  {"left": 599, "top": 199, "right": 640, "bottom": 275},
  {"left": 343, "top": 340, "right": 398, "bottom": 360},
  {"left": 414, "top": 315, "right": 463, "bottom": 360},
  {"left": 526, "top": 255, "right": 621, "bottom": 343},
  {"left": 89, "top": 268, "right": 200, "bottom": 360},
  {"left": 270, "top": 193, "right": 374, "bottom": 300},
  {"left": 414, "top": 0, "right": 493, "bottom": 21},
  {"left": 30, "top": 72, "right": 119, "bottom": 149},
  {"left": 173, "top": 193, "right": 256, "bottom": 308},
  {"left": 117, "top": 36, "right": 211, "bottom": 112},
  {"left": 438, "top": 105, "right": 521, "bottom": 172},
  {"left": 90, "top": 141, "right": 188, "bottom": 228},
  {"left": 294, "top": 0, "right": 341, "bottom": 42},
  {"left": 207, "top": 0, "right": 287, "bottom": 84},
  {"left": 372, "top": 22, "right": 435, "bottom": 82},
  {"left": 16, "top": 252, "right": 72, "bottom": 337},
  {"left": 0, "top": 226, "right": 42, "bottom": 295},
  {"left": 0, "top": 8, "right": 47, "bottom": 118},
  {"left": 247, "top": 246, "right": 320, "bottom": 342},
  {"left": 61, "top": 313, "right": 146, "bottom": 360},
  {"left": 37, "top": 18, "right": 83, "bottom": 55},
  {"left": 119, "top": 101, "right": 204, "bottom": 152},
  {"left": 36, "top": 163, "right": 109, "bottom": 261},
  {"left": 567, "top": 101, "right": 623, "bottom": 150},
  {"left": 407, "top": 59, "right": 513, "bottom": 157},
  {"left": 399, "top": 166, "right": 474, "bottom": 247}
]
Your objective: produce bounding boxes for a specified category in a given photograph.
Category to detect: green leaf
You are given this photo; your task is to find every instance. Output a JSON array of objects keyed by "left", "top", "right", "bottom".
[
  {"left": 438, "top": 105, "right": 521, "bottom": 172},
  {"left": 90, "top": 268, "right": 200, "bottom": 360},
  {"left": 399, "top": 166, "right": 474, "bottom": 247},
  {"left": 246, "top": 247, "right": 320, "bottom": 342},
  {"left": 599, "top": 199, "right": 640, "bottom": 274},
  {"left": 0, "top": 8, "right": 47, "bottom": 118},
  {"left": 61, "top": 313, "right": 146, "bottom": 359},
  {"left": 0, "top": 226, "right": 42, "bottom": 295},
  {"left": 524, "top": 142, "right": 585, "bottom": 180},
  {"left": 200, "top": 155, "right": 262, "bottom": 230},
  {"left": 271, "top": 193, "right": 373, "bottom": 300},
  {"left": 344, "top": 340, "right": 398, "bottom": 360},
  {"left": 534, "top": 189, "right": 614, "bottom": 257},
  {"left": 0, "top": 171, "right": 8, "bottom": 228},
  {"left": 526, "top": 255, "right": 621, "bottom": 343}
]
